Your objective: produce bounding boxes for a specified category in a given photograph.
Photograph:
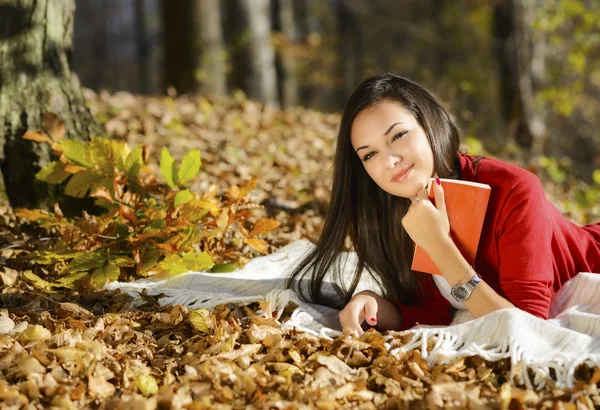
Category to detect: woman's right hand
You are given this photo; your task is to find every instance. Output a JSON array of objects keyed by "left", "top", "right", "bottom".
[
  {"left": 338, "top": 290, "right": 404, "bottom": 336},
  {"left": 338, "top": 290, "right": 379, "bottom": 336}
]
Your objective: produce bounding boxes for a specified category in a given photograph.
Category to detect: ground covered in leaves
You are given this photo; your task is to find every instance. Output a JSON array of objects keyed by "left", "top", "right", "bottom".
[{"left": 1, "top": 89, "right": 599, "bottom": 409}]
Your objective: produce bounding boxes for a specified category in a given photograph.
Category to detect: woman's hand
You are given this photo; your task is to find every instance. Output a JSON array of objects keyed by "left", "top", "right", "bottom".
[
  {"left": 402, "top": 177, "right": 450, "bottom": 254},
  {"left": 338, "top": 290, "right": 403, "bottom": 336}
]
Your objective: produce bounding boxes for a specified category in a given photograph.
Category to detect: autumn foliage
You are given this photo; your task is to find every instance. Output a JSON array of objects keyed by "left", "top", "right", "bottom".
[{"left": 12, "top": 119, "right": 280, "bottom": 293}]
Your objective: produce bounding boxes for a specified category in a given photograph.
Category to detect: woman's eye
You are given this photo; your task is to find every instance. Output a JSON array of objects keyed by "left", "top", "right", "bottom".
[
  {"left": 362, "top": 131, "right": 407, "bottom": 162},
  {"left": 392, "top": 131, "right": 407, "bottom": 142}
]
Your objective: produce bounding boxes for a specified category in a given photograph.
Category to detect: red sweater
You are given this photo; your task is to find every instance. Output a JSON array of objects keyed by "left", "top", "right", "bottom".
[{"left": 394, "top": 153, "right": 600, "bottom": 330}]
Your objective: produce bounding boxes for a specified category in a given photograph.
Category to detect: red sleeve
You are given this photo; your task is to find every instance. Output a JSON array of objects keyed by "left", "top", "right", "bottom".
[
  {"left": 496, "top": 172, "right": 554, "bottom": 319},
  {"left": 390, "top": 276, "right": 453, "bottom": 330}
]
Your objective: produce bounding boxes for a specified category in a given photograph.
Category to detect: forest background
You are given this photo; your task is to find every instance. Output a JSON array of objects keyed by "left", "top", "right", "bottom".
[
  {"left": 71, "top": 0, "right": 600, "bottom": 179},
  {"left": 0, "top": 0, "right": 600, "bottom": 408}
]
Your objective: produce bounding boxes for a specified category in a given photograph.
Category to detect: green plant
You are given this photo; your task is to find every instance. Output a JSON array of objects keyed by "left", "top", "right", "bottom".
[{"left": 12, "top": 122, "right": 279, "bottom": 292}]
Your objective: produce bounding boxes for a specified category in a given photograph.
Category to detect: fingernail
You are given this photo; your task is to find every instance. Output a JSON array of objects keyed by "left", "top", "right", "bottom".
[
  {"left": 370, "top": 317, "right": 377, "bottom": 324},
  {"left": 435, "top": 177, "right": 441, "bottom": 186}
]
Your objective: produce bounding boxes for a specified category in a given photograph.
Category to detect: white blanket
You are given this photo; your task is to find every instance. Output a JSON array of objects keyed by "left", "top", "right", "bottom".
[{"left": 104, "top": 239, "right": 600, "bottom": 390}]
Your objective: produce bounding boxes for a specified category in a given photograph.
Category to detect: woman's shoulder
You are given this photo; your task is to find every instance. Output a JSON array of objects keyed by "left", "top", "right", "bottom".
[{"left": 458, "top": 153, "right": 542, "bottom": 192}]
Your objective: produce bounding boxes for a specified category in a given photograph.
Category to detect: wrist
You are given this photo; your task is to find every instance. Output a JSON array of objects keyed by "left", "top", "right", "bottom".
[{"left": 424, "top": 234, "right": 455, "bottom": 259}]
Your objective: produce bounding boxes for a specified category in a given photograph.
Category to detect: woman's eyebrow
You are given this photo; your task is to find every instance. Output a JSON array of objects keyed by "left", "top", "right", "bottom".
[{"left": 356, "top": 122, "right": 405, "bottom": 153}]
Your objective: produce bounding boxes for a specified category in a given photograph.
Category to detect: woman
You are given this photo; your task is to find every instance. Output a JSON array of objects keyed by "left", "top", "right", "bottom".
[{"left": 284, "top": 73, "right": 600, "bottom": 336}]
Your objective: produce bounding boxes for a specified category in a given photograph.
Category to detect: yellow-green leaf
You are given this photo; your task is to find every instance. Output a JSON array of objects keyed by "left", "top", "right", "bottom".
[
  {"left": 22, "top": 270, "right": 57, "bottom": 293},
  {"left": 124, "top": 146, "right": 144, "bottom": 180},
  {"left": 62, "top": 251, "right": 107, "bottom": 274},
  {"left": 157, "top": 254, "right": 188, "bottom": 276},
  {"left": 593, "top": 170, "right": 600, "bottom": 186},
  {"left": 36, "top": 161, "right": 70, "bottom": 184},
  {"left": 89, "top": 138, "right": 117, "bottom": 176},
  {"left": 56, "top": 271, "right": 90, "bottom": 287},
  {"left": 135, "top": 374, "right": 158, "bottom": 396},
  {"left": 210, "top": 263, "right": 236, "bottom": 273},
  {"left": 64, "top": 171, "right": 104, "bottom": 198},
  {"left": 160, "top": 147, "right": 177, "bottom": 188},
  {"left": 182, "top": 251, "right": 214, "bottom": 272},
  {"left": 178, "top": 149, "right": 201, "bottom": 185},
  {"left": 91, "top": 264, "right": 120, "bottom": 287},
  {"left": 174, "top": 189, "right": 194, "bottom": 207},
  {"left": 61, "top": 140, "right": 92, "bottom": 167}
]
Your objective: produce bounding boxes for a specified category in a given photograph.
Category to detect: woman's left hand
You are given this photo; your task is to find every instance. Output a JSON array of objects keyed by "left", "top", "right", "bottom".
[{"left": 401, "top": 177, "right": 450, "bottom": 253}]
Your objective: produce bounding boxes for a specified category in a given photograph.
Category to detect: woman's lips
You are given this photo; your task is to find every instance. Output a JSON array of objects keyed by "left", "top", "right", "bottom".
[{"left": 391, "top": 165, "right": 414, "bottom": 182}]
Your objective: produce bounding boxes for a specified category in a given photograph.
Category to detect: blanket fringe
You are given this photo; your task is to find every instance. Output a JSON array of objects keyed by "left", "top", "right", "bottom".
[{"left": 386, "top": 328, "right": 599, "bottom": 390}]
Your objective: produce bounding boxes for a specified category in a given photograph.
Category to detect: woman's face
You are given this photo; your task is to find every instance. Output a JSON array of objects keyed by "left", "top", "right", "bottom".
[{"left": 350, "top": 99, "right": 435, "bottom": 199}]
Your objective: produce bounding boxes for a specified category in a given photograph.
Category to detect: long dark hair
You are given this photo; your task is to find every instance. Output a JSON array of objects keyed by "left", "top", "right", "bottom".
[{"left": 285, "top": 73, "right": 462, "bottom": 310}]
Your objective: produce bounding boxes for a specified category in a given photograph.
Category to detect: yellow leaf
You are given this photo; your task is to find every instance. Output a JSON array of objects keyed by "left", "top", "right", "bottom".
[
  {"left": 188, "top": 309, "right": 214, "bottom": 333},
  {"left": 239, "top": 176, "right": 258, "bottom": 197},
  {"left": 63, "top": 164, "right": 87, "bottom": 174},
  {"left": 15, "top": 209, "right": 52, "bottom": 222},
  {"left": 21, "top": 270, "right": 58, "bottom": 293},
  {"left": 217, "top": 208, "right": 229, "bottom": 229},
  {"left": 249, "top": 218, "right": 281, "bottom": 236},
  {"left": 22, "top": 130, "right": 53, "bottom": 144},
  {"left": 21, "top": 324, "right": 52, "bottom": 341},
  {"left": 244, "top": 238, "right": 268, "bottom": 254}
]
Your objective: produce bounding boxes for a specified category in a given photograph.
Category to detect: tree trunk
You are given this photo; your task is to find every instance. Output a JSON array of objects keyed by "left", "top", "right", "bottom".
[
  {"left": 274, "top": 0, "right": 299, "bottom": 108},
  {"left": 0, "top": 0, "right": 99, "bottom": 210},
  {"left": 134, "top": 0, "right": 164, "bottom": 95},
  {"left": 338, "top": 1, "right": 364, "bottom": 100},
  {"left": 226, "top": 0, "right": 279, "bottom": 106},
  {"left": 162, "top": 0, "right": 226, "bottom": 95},
  {"left": 493, "top": 0, "right": 546, "bottom": 158}
]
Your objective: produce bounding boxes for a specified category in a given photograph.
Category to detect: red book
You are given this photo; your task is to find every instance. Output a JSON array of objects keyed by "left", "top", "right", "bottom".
[{"left": 411, "top": 178, "right": 491, "bottom": 275}]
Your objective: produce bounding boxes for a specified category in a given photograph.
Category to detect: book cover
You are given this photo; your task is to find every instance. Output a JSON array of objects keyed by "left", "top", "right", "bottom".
[{"left": 411, "top": 178, "right": 491, "bottom": 275}]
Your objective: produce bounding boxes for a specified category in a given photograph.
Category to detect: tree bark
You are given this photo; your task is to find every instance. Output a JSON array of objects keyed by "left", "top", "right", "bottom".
[
  {"left": 226, "top": 0, "right": 279, "bottom": 106},
  {"left": 274, "top": 0, "right": 299, "bottom": 108},
  {"left": 162, "top": 0, "right": 226, "bottom": 95},
  {"left": 0, "top": 0, "right": 99, "bottom": 210},
  {"left": 493, "top": 0, "right": 547, "bottom": 158}
]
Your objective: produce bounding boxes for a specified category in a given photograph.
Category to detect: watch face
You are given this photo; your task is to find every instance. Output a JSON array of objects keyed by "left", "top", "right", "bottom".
[{"left": 451, "top": 286, "right": 469, "bottom": 301}]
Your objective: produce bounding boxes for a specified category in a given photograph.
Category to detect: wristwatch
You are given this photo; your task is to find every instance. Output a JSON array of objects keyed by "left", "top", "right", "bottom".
[{"left": 450, "top": 274, "right": 482, "bottom": 302}]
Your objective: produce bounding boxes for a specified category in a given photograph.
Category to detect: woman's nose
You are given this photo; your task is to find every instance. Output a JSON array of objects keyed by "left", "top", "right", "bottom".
[{"left": 387, "top": 154, "right": 400, "bottom": 169}]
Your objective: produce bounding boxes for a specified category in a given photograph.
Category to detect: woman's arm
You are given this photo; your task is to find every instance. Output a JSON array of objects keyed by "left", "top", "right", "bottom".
[{"left": 427, "top": 236, "right": 515, "bottom": 319}]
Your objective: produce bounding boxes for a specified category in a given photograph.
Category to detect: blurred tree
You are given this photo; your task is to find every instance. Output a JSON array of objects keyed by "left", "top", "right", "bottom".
[
  {"left": 337, "top": 0, "right": 364, "bottom": 99},
  {"left": 273, "top": 0, "right": 299, "bottom": 107},
  {"left": 534, "top": 0, "right": 600, "bottom": 181},
  {"left": 162, "top": 0, "right": 226, "bottom": 95},
  {"left": 73, "top": 0, "right": 163, "bottom": 94},
  {"left": 226, "top": 0, "right": 279, "bottom": 105},
  {"left": 493, "top": 0, "right": 547, "bottom": 158},
  {"left": 0, "top": 0, "right": 99, "bottom": 210}
]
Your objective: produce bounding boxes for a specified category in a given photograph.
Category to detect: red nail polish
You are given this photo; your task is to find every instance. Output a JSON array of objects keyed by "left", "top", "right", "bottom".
[
  {"left": 370, "top": 318, "right": 377, "bottom": 323},
  {"left": 435, "top": 177, "right": 441, "bottom": 186}
]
